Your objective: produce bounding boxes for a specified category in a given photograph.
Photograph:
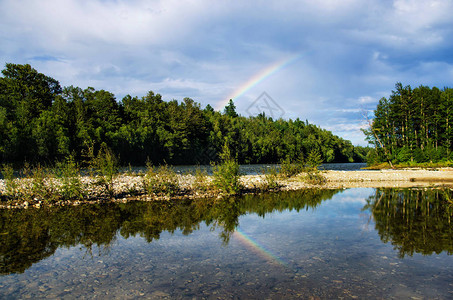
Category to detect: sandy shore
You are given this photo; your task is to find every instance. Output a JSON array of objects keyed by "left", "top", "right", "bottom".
[
  {"left": 315, "top": 168, "right": 453, "bottom": 188},
  {"left": 238, "top": 168, "right": 453, "bottom": 190}
]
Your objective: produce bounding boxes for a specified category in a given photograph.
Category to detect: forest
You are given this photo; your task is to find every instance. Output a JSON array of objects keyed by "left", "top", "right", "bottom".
[
  {"left": 0, "top": 63, "right": 367, "bottom": 166},
  {"left": 364, "top": 83, "right": 453, "bottom": 165}
]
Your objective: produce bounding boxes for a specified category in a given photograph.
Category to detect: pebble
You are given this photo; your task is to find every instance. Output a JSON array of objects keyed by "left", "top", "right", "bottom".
[{"left": 1, "top": 169, "right": 452, "bottom": 209}]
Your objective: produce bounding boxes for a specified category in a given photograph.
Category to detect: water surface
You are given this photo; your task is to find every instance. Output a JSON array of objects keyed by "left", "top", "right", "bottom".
[
  {"left": 120, "top": 162, "right": 368, "bottom": 175},
  {"left": 1, "top": 188, "right": 452, "bottom": 299}
]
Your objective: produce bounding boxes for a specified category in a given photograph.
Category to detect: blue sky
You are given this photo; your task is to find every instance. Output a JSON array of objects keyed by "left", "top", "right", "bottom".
[{"left": 1, "top": 0, "right": 452, "bottom": 146}]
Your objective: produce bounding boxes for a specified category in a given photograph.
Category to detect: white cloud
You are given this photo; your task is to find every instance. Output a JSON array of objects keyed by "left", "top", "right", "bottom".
[
  {"left": 392, "top": 0, "right": 453, "bottom": 28},
  {"left": 358, "top": 96, "right": 375, "bottom": 104},
  {"left": 1, "top": 0, "right": 216, "bottom": 47},
  {"left": 325, "top": 122, "right": 368, "bottom": 133}
]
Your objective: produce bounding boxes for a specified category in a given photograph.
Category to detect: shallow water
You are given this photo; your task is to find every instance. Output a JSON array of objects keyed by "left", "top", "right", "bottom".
[{"left": 1, "top": 188, "right": 452, "bottom": 299}]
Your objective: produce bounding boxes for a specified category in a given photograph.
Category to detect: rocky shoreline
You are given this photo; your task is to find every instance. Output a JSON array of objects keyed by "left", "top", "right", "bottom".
[{"left": 1, "top": 168, "right": 453, "bottom": 209}]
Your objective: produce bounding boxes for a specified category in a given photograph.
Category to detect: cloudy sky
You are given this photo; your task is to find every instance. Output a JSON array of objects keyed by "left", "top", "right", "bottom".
[{"left": 1, "top": 0, "right": 452, "bottom": 145}]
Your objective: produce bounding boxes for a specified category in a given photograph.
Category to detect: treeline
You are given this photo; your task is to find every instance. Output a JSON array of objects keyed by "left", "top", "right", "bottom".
[
  {"left": 364, "top": 83, "right": 453, "bottom": 164},
  {"left": 0, "top": 63, "right": 367, "bottom": 165}
]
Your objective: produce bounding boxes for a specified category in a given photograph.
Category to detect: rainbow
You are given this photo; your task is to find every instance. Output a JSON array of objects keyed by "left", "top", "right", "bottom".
[
  {"left": 233, "top": 228, "right": 288, "bottom": 268},
  {"left": 215, "top": 53, "right": 304, "bottom": 111}
]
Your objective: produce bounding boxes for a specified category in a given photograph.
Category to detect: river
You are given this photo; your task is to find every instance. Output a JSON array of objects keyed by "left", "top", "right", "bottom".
[{"left": 1, "top": 187, "right": 452, "bottom": 298}]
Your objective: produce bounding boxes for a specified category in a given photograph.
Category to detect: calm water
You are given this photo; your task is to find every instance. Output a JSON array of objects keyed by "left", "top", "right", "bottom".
[
  {"left": 1, "top": 188, "right": 453, "bottom": 299},
  {"left": 122, "top": 162, "right": 368, "bottom": 175}
]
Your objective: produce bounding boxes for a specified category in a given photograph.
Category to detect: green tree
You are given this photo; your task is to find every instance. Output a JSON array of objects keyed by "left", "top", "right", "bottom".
[
  {"left": 0, "top": 63, "right": 367, "bottom": 165},
  {"left": 0, "top": 63, "right": 62, "bottom": 162},
  {"left": 365, "top": 83, "right": 452, "bottom": 165},
  {"left": 224, "top": 99, "right": 238, "bottom": 118}
]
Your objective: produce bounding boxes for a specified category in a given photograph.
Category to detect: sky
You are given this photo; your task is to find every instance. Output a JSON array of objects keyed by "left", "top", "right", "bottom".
[{"left": 1, "top": 0, "right": 453, "bottom": 146}]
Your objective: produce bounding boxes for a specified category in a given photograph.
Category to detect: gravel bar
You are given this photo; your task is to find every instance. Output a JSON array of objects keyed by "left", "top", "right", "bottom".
[{"left": 1, "top": 168, "right": 452, "bottom": 208}]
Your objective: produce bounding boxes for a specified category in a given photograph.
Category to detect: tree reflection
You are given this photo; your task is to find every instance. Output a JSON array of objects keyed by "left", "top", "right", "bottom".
[
  {"left": 364, "top": 188, "right": 453, "bottom": 258},
  {"left": 0, "top": 189, "right": 339, "bottom": 275}
]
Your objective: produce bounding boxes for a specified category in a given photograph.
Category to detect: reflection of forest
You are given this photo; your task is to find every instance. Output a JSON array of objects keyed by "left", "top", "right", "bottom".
[
  {"left": 365, "top": 188, "right": 453, "bottom": 258},
  {"left": 0, "top": 189, "right": 339, "bottom": 275}
]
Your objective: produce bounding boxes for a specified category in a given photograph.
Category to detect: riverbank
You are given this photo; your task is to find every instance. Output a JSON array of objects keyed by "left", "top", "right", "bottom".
[
  {"left": 242, "top": 168, "right": 453, "bottom": 190},
  {"left": 1, "top": 168, "right": 452, "bottom": 209},
  {"left": 305, "top": 168, "right": 453, "bottom": 188}
]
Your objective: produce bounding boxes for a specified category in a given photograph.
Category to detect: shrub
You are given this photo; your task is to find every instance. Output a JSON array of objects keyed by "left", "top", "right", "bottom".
[
  {"left": 306, "top": 149, "right": 322, "bottom": 171},
  {"left": 302, "top": 149, "right": 325, "bottom": 185},
  {"left": 87, "top": 143, "right": 119, "bottom": 198},
  {"left": 143, "top": 163, "right": 180, "bottom": 197},
  {"left": 278, "top": 150, "right": 325, "bottom": 185},
  {"left": 279, "top": 156, "right": 305, "bottom": 178},
  {"left": 20, "top": 164, "right": 57, "bottom": 203},
  {"left": 261, "top": 166, "right": 280, "bottom": 190},
  {"left": 1, "top": 164, "right": 18, "bottom": 200},
  {"left": 31, "top": 164, "right": 49, "bottom": 200},
  {"left": 193, "top": 168, "right": 211, "bottom": 192},
  {"left": 395, "top": 147, "right": 412, "bottom": 164},
  {"left": 365, "top": 149, "right": 379, "bottom": 166},
  {"left": 55, "top": 155, "right": 84, "bottom": 200},
  {"left": 212, "top": 143, "right": 241, "bottom": 195},
  {"left": 302, "top": 171, "right": 326, "bottom": 185},
  {"left": 278, "top": 149, "right": 323, "bottom": 178}
]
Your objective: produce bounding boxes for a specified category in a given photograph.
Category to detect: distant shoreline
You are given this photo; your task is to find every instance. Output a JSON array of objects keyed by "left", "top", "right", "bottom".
[{"left": 1, "top": 169, "right": 452, "bottom": 209}]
